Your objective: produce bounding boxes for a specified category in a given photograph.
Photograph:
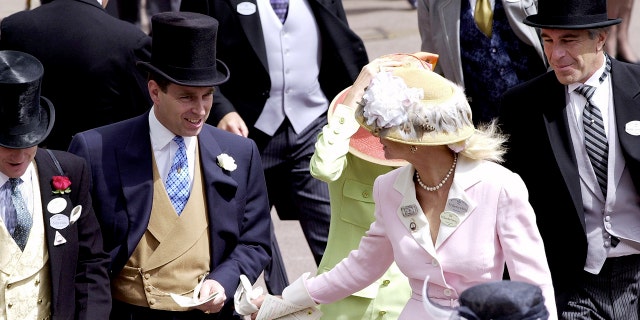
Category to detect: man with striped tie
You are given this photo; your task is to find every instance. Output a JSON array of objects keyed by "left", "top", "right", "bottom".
[{"left": 499, "top": 0, "right": 640, "bottom": 318}]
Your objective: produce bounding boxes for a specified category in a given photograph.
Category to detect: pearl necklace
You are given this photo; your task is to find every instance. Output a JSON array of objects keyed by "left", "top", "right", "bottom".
[{"left": 415, "top": 154, "right": 458, "bottom": 191}]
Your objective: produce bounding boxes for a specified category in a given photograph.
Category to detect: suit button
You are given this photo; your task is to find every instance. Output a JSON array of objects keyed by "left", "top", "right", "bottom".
[
  {"left": 7, "top": 284, "right": 11, "bottom": 289},
  {"left": 362, "top": 191, "right": 370, "bottom": 198},
  {"left": 379, "top": 311, "right": 387, "bottom": 316},
  {"left": 443, "top": 288, "right": 453, "bottom": 296},
  {"left": 149, "top": 298, "right": 156, "bottom": 305},
  {"left": 382, "top": 280, "right": 390, "bottom": 286},
  {"left": 146, "top": 286, "right": 152, "bottom": 292},
  {"left": 144, "top": 273, "right": 150, "bottom": 280},
  {"left": 8, "top": 303, "right": 12, "bottom": 308}
]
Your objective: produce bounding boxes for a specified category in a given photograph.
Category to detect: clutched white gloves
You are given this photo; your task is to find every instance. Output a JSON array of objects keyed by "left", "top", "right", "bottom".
[{"left": 234, "top": 274, "right": 263, "bottom": 315}]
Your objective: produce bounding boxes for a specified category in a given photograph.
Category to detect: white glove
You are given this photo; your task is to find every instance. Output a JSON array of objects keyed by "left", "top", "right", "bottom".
[{"left": 234, "top": 274, "right": 263, "bottom": 315}]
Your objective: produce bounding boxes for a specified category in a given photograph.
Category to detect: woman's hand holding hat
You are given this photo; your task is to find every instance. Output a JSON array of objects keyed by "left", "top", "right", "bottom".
[{"left": 342, "top": 52, "right": 439, "bottom": 109}]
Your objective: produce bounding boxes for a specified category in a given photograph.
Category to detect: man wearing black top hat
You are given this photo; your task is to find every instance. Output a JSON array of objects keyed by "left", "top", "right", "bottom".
[
  {"left": 499, "top": 0, "right": 640, "bottom": 318},
  {"left": 0, "top": 50, "right": 111, "bottom": 319},
  {"left": 67, "top": 12, "right": 272, "bottom": 319}
]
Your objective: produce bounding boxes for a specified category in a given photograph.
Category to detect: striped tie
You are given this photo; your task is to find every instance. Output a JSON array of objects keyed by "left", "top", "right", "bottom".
[{"left": 575, "top": 59, "right": 611, "bottom": 197}]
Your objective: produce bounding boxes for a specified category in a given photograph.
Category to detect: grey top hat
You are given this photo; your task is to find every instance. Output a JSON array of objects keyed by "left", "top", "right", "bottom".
[
  {"left": 0, "top": 50, "right": 55, "bottom": 149},
  {"left": 137, "top": 11, "right": 230, "bottom": 87},
  {"left": 524, "top": 0, "right": 621, "bottom": 29}
]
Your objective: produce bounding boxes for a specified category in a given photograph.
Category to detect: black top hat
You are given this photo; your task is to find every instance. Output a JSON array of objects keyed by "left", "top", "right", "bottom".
[
  {"left": 137, "top": 11, "right": 230, "bottom": 87},
  {"left": 524, "top": 0, "right": 621, "bottom": 29},
  {"left": 0, "top": 50, "right": 55, "bottom": 149}
]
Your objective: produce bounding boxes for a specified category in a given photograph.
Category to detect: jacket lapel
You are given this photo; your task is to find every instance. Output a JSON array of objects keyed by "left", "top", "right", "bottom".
[
  {"left": 117, "top": 116, "right": 155, "bottom": 256},
  {"left": 233, "top": 0, "right": 269, "bottom": 71},
  {"left": 541, "top": 74, "right": 587, "bottom": 230}
]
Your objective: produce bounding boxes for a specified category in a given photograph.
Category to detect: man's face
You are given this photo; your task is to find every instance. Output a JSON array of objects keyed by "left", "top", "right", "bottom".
[
  {"left": 0, "top": 146, "right": 37, "bottom": 178},
  {"left": 541, "top": 28, "right": 607, "bottom": 85},
  {"left": 149, "top": 81, "right": 214, "bottom": 137}
]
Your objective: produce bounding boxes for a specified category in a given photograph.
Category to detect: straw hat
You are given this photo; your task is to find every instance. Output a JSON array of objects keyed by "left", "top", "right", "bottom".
[
  {"left": 328, "top": 87, "right": 407, "bottom": 167},
  {"left": 355, "top": 67, "right": 475, "bottom": 146}
]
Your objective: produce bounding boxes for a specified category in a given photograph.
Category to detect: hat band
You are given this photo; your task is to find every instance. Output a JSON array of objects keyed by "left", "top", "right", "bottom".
[
  {"left": 160, "top": 64, "right": 219, "bottom": 82},
  {"left": 539, "top": 13, "right": 609, "bottom": 25}
]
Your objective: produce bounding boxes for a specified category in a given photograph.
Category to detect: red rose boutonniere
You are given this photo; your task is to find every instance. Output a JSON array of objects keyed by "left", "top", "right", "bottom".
[{"left": 52, "top": 176, "right": 71, "bottom": 194}]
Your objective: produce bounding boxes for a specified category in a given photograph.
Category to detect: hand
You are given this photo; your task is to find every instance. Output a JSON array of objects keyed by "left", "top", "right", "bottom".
[
  {"left": 249, "top": 294, "right": 277, "bottom": 320},
  {"left": 217, "top": 112, "right": 249, "bottom": 137},
  {"left": 408, "top": 51, "right": 439, "bottom": 70},
  {"left": 195, "top": 279, "right": 226, "bottom": 315},
  {"left": 343, "top": 52, "right": 440, "bottom": 107}
]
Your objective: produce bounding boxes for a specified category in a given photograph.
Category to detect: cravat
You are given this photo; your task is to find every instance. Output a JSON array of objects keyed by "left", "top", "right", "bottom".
[
  {"left": 270, "top": 0, "right": 289, "bottom": 23},
  {"left": 5, "top": 178, "right": 32, "bottom": 251},
  {"left": 576, "top": 61, "right": 610, "bottom": 197},
  {"left": 474, "top": 0, "right": 493, "bottom": 37},
  {"left": 166, "top": 136, "right": 190, "bottom": 215}
]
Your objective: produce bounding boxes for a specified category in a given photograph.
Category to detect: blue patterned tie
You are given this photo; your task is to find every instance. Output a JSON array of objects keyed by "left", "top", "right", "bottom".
[
  {"left": 575, "top": 60, "right": 610, "bottom": 197},
  {"left": 166, "top": 136, "right": 190, "bottom": 215},
  {"left": 270, "top": 0, "right": 288, "bottom": 23},
  {"left": 4, "top": 178, "right": 32, "bottom": 250}
]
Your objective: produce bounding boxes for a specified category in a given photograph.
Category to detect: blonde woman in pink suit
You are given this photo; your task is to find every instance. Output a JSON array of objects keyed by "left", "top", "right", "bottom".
[
  {"left": 253, "top": 54, "right": 557, "bottom": 319},
  {"left": 308, "top": 54, "right": 439, "bottom": 319}
]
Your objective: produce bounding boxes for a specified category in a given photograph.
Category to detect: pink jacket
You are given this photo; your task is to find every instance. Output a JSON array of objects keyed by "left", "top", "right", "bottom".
[{"left": 284, "top": 156, "right": 558, "bottom": 319}]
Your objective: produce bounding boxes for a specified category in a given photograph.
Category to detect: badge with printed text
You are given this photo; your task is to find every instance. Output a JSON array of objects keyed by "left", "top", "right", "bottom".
[
  {"left": 50, "top": 214, "right": 70, "bottom": 230},
  {"left": 447, "top": 198, "right": 469, "bottom": 214},
  {"left": 440, "top": 211, "right": 460, "bottom": 227},
  {"left": 401, "top": 204, "right": 419, "bottom": 217}
]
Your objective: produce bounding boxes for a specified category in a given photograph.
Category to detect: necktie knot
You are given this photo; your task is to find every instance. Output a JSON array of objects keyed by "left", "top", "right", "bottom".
[
  {"left": 9, "top": 177, "right": 23, "bottom": 190},
  {"left": 474, "top": 0, "right": 493, "bottom": 37},
  {"left": 270, "top": 0, "right": 289, "bottom": 23},
  {"left": 576, "top": 84, "right": 596, "bottom": 101}
]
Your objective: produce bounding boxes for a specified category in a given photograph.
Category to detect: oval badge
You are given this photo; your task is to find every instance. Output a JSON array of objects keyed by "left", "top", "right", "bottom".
[
  {"left": 440, "top": 211, "right": 460, "bottom": 227},
  {"left": 50, "top": 214, "right": 70, "bottom": 230},
  {"left": 47, "top": 197, "right": 67, "bottom": 214}
]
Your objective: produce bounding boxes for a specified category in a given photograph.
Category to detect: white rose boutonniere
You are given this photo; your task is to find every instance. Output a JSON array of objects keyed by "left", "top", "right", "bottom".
[{"left": 217, "top": 153, "right": 237, "bottom": 172}]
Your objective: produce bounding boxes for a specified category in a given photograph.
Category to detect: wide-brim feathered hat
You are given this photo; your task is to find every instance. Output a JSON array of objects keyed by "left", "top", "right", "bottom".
[
  {"left": 355, "top": 66, "right": 474, "bottom": 146},
  {"left": 137, "top": 11, "right": 229, "bottom": 86},
  {"left": 329, "top": 53, "right": 438, "bottom": 166},
  {"left": 524, "top": 0, "right": 621, "bottom": 29},
  {"left": 328, "top": 87, "right": 408, "bottom": 167},
  {"left": 0, "top": 50, "right": 55, "bottom": 149}
]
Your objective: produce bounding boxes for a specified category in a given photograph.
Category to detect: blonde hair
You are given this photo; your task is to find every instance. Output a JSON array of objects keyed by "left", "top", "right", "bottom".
[{"left": 455, "top": 119, "right": 508, "bottom": 163}]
